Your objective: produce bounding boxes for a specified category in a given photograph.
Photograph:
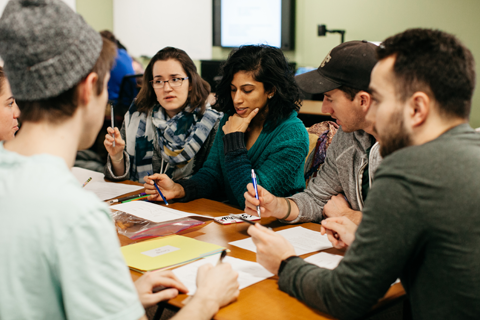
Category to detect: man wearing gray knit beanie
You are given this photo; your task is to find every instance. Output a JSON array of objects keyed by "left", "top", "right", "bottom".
[{"left": 0, "top": 1, "right": 239, "bottom": 319}]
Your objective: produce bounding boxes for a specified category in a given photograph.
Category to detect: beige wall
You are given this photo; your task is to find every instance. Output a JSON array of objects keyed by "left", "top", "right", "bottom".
[
  {"left": 76, "top": 0, "right": 113, "bottom": 32},
  {"left": 76, "top": 0, "right": 480, "bottom": 127}
]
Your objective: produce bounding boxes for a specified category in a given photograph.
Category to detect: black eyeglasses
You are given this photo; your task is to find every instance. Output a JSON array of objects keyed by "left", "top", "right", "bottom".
[{"left": 150, "top": 77, "right": 189, "bottom": 89}]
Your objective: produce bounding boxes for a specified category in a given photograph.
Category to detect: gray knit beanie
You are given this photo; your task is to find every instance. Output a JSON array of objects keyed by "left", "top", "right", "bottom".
[{"left": 0, "top": 0, "right": 102, "bottom": 100}]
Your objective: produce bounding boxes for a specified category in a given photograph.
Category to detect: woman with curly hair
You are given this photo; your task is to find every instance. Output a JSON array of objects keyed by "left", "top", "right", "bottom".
[
  {"left": 144, "top": 45, "right": 309, "bottom": 208},
  {"left": 104, "top": 47, "right": 222, "bottom": 182}
]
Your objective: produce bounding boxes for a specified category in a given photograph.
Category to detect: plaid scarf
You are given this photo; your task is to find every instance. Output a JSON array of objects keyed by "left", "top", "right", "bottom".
[{"left": 125, "top": 103, "right": 222, "bottom": 182}]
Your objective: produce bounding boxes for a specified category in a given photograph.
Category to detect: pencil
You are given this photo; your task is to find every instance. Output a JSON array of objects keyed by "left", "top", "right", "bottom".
[
  {"left": 122, "top": 195, "right": 149, "bottom": 203},
  {"left": 109, "top": 192, "right": 147, "bottom": 204},
  {"left": 82, "top": 177, "right": 92, "bottom": 188}
]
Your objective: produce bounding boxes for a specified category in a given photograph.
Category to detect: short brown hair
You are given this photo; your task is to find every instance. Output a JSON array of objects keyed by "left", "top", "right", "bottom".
[
  {"left": 17, "top": 38, "right": 116, "bottom": 123},
  {"left": 135, "top": 47, "right": 210, "bottom": 114},
  {"left": 377, "top": 28, "right": 476, "bottom": 119},
  {"left": 338, "top": 85, "right": 361, "bottom": 101},
  {"left": 0, "top": 66, "right": 5, "bottom": 95}
]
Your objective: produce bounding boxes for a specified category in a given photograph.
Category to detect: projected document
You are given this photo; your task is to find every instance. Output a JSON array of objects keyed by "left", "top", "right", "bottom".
[{"left": 221, "top": 0, "right": 282, "bottom": 48}]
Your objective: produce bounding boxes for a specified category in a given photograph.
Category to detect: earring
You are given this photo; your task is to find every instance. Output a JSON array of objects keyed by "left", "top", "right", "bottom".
[{"left": 268, "top": 95, "right": 273, "bottom": 99}]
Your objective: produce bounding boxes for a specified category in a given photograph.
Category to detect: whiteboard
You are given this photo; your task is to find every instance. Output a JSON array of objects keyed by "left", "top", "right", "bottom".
[
  {"left": 0, "top": 0, "right": 75, "bottom": 15},
  {"left": 113, "top": 0, "right": 212, "bottom": 60}
]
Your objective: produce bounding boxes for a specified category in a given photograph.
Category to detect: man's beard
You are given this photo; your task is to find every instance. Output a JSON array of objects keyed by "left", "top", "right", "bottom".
[{"left": 378, "top": 109, "right": 412, "bottom": 158}]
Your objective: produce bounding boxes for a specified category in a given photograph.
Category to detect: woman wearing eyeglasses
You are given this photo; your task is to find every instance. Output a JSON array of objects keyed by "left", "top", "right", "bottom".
[
  {"left": 0, "top": 66, "right": 20, "bottom": 141},
  {"left": 104, "top": 47, "right": 222, "bottom": 182},
  {"left": 144, "top": 45, "right": 309, "bottom": 208}
]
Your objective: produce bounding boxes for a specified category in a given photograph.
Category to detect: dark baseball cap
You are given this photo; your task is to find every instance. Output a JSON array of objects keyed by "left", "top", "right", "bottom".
[{"left": 296, "top": 40, "right": 378, "bottom": 94}]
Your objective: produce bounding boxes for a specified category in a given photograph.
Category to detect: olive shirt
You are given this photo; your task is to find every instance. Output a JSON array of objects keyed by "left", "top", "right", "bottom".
[{"left": 279, "top": 124, "right": 480, "bottom": 320}]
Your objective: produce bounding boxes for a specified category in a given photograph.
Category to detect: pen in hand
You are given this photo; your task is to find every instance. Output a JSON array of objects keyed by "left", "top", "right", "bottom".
[
  {"left": 217, "top": 249, "right": 227, "bottom": 266},
  {"left": 110, "top": 103, "right": 115, "bottom": 147},
  {"left": 251, "top": 169, "right": 261, "bottom": 218},
  {"left": 147, "top": 172, "right": 169, "bottom": 205}
]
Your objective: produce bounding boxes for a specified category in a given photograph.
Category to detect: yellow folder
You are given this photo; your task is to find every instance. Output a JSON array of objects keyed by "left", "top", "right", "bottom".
[{"left": 121, "top": 235, "right": 225, "bottom": 272}]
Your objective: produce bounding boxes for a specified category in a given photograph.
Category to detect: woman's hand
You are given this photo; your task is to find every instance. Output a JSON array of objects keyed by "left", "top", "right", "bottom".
[
  {"left": 144, "top": 173, "right": 185, "bottom": 201},
  {"left": 104, "top": 127, "right": 125, "bottom": 160},
  {"left": 244, "top": 183, "right": 282, "bottom": 218},
  {"left": 222, "top": 108, "right": 259, "bottom": 134}
]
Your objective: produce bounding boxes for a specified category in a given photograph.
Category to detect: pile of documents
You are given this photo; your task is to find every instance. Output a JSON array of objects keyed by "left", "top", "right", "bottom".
[{"left": 120, "top": 235, "right": 225, "bottom": 273}]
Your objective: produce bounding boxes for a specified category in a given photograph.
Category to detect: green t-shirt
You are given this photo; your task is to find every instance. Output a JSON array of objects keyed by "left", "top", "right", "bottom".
[{"left": 0, "top": 143, "right": 144, "bottom": 320}]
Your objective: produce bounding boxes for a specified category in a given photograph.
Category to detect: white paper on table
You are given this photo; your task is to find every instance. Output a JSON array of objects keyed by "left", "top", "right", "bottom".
[
  {"left": 229, "top": 226, "right": 333, "bottom": 255},
  {"left": 304, "top": 252, "right": 343, "bottom": 270},
  {"left": 304, "top": 253, "right": 400, "bottom": 287},
  {"left": 72, "top": 167, "right": 105, "bottom": 185},
  {"left": 83, "top": 182, "right": 143, "bottom": 201},
  {"left": 172, "top": 256, "right": 274, "bottom": 295},
  {"left": 110, "top": 201, "right": 214, "bottom": 222}
]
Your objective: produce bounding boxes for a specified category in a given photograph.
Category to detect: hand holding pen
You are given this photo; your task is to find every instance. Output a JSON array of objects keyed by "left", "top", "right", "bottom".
[
  {"left": 104, "top": 126, "right": 125, "bottom": 161},
  {"left": 244, "top": 183, "right": 281, "bottom": 219},
  {"left": 143, "top": 173, "right": 187, "bottom": 205},
  {"left": 251, "top": 169, "right": 261, "bottom": 218}
]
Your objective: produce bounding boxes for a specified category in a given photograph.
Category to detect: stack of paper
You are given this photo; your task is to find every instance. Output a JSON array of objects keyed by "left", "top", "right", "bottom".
[
  {"left": 120, "top": 235, "right": 225, "bottom": 272},
  {"left": 110, "top": 201, "right": 213, "bottom": 222},
  {"left": 72, "top": 167, "right": 143, "bottom": 200},
  {"left": 72, "top": 167, "right": 105, "bottom": 184},
  {"left": 83, "top": 182, "right": 143, "bottom": 201},
  {"left": 172, "top": 255, "right": 274, "bottom": 295},
  {"left": 229, "top": 226, "right": 333, "bottom": 255}
]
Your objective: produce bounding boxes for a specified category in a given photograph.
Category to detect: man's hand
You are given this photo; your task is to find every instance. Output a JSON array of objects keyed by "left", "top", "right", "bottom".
[
  {"left": 320, "top": 216, "right": 358, "bottom": 249},
  {"left": 323, "top": 194, "right": 362, "bottom": 225},
  {"left": 194, "top": 263, "right": 240, "bottom": 310},
  {"left": 171, "top": 263, "right": 240, "bottom": 320},
  {"left": 134, "top": 270, "right": 188, "bottom": 308},
  {"left": 222, "top": 108, "right": 259, "bottom": 134},
  {"left": 144, "top": 173, "right": 185, "bottom": 201},
  {"left": 247, "top": 223, "right": 296, "bottom": 274}
]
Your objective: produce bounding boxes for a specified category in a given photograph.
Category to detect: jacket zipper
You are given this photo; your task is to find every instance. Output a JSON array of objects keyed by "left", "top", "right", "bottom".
[{"left": 356, "top": 158, "right": 367, "bottom": 211}]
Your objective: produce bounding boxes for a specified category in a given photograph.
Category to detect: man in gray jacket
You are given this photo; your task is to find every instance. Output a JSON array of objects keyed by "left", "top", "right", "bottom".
[{"left": 245, "top": 40, "right": 381, "bottom": 225}]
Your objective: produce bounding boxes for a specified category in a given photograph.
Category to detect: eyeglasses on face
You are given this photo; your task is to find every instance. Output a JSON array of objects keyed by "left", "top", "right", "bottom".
[{"left": 150, "top": 77, "right": 189, "bottom": 89}]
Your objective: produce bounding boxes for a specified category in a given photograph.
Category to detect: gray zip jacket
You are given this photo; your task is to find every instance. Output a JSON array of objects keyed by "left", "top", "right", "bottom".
[{"left": 286, "top": 127, "right": 381, "bottom": 223}]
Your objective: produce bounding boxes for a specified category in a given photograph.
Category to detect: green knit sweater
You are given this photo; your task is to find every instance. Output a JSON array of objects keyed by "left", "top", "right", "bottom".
[{"left": 178, "top": 111, "right": 309, "bottom": 207}]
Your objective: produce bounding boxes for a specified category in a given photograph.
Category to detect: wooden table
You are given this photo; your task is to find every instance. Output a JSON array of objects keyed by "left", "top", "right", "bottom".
[{"left": 115, "top": 196, "right": 405, "bottom": 320}]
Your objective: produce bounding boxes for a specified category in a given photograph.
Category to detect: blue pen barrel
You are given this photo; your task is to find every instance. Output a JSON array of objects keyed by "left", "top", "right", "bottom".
[{"left": 251, "top": 169, "right": 261, "bottom": 218}]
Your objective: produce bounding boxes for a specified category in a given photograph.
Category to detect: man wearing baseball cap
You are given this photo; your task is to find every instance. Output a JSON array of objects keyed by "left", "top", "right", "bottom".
[
  {"left": 0, "top": 1, "right": 238, "bottom": 319},
  {"left": 245, "top": 40, "right": 380, "bottom": 227}
]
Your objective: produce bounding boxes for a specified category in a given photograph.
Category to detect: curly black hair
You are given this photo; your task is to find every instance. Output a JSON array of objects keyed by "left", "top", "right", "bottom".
[{"left": 215, "top": 45, "right": 302, "bottom": 129}]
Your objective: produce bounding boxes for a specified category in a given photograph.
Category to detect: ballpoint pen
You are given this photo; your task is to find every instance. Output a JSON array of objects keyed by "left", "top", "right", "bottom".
[
  {"left": 251, "top": 169, "right": 261, "bottom": 218},
  {"left": 148, "top": 172, "right": 169, "bottom": 205},
  {"left": 232, "top": 214, "right": 272, "bottom": 230},
  {"left": 110, "top": 102, "right": 115, "bottom": 147}
]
